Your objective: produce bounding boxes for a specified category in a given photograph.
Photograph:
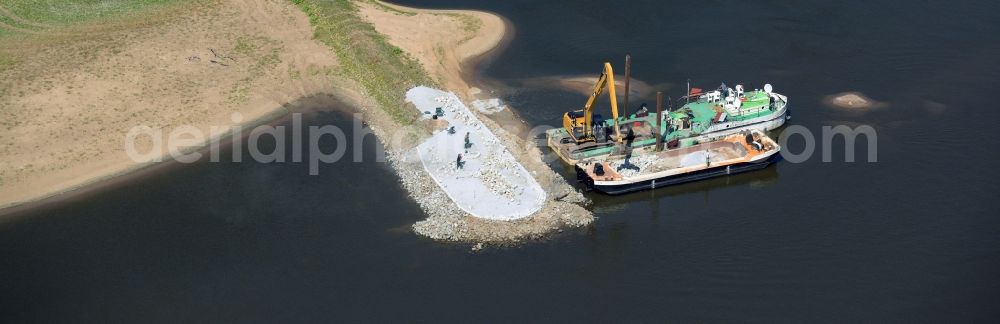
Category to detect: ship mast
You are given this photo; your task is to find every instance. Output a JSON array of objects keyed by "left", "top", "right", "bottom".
[{"left": 686, "top": 79, "right": 691, "bottom": 104}]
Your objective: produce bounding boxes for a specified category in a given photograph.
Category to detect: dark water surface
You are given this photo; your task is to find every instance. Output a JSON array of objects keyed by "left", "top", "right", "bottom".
[{"left": 3, "top": 1, "right": 1000, "bottom": 321}]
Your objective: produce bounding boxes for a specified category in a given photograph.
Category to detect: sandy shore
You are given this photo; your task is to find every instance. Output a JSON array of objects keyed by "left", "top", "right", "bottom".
[
  {"left": 0, "top": 0, "right": 353, "bottom": 210},
  {"left": 356, "top": 1, "right": 507, "bottom": 98},
  {"left": 1, "top": 0, "right": 593, "bottom": 243}
]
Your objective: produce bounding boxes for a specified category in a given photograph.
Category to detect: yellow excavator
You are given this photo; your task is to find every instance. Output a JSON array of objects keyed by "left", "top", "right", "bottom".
[{"left": 562, "top": 62, "right": 622, "bottom": 144}]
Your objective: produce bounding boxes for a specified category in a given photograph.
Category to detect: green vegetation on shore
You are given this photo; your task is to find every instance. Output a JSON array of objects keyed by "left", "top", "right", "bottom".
[
  {"left": 0, "top": 0, "right": 183, "bottom": 37},
  {"left": 445, "top": 12, "right": 482, "bottom": 44},
  {"left": 228, "top": 35, "right": 284, "bottom": 104},
  {"left": 3, "top": 0, "right": 437, "bottom": 124},
  {"left": 291, "top": 0, "right": 435, "bottom": 124},
  {"left": 0, "top": 54, "right": 17, "bottom": 72}
]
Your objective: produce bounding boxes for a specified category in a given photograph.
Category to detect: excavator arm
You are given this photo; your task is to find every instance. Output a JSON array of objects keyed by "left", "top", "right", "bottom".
[
  {"left": 563, "top": 62, "right": 622, "bottom": 143},
  {"left": 603, "top": 62, "right": 622, "bottom": 143},
  {"left": 581, "top": 70, "right": 608, "bottom": 136}
]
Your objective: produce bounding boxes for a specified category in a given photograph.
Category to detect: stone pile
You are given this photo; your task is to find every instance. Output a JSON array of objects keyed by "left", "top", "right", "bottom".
[
  {"left": 361, "top": 86, "right": 595, "bottom": 244},
  {"left": 608, "top": 154, "right": 658, "bottom": 177}
]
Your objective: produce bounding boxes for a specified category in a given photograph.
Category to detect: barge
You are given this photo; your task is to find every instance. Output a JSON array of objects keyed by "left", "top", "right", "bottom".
[
  {"left": 575, "top": 130, "right": 780, "bottom": 195},
  {"left": 547, "top": 82, "right": 789, "bottom": 165}
]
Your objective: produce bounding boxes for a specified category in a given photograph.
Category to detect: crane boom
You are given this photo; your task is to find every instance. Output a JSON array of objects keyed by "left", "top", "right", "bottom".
[
  {"left": 581, "top": 69, "right": 608, "bottom": 136},
  {"left": 604, "top": 62, "right": 622, "bottom": 143},
  {"left": 563, "top": 62, "right": 622, "bottom": 144}
]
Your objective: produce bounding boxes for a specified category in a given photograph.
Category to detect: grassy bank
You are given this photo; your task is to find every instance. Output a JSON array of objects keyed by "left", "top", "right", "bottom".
[
  {"left": 0, "top": 0, "right": 209, "bottom": 102},
  {"left": 290, "top": 0, "right": 435, "bottom": 124},
  {"left": 0, "top": 0, "right": 184, "bottom": 38}
]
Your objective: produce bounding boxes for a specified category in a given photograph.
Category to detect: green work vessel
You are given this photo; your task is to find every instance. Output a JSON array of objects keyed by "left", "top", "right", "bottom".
[{"left": 546, "top": 83, "right": 789, "bottom": 164}]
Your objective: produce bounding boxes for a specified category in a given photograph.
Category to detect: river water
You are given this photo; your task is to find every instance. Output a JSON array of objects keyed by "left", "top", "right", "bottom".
[{"left": 2, "top": 1, "right": 999, "bottom": 321}]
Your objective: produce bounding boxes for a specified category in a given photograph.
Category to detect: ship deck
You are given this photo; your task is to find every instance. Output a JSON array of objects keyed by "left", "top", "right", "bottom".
[
  {"left": 546, "top": 90, "right": 785, "bottom": 164},
  {"left": 608, "top": 140, "right": 749, "bottom": 178},
  {"left": 579, "top": 131, "right": 779, "bottom": 183},
  {"left": 681, "top": 90, "right": 774, "bottom": 123}
]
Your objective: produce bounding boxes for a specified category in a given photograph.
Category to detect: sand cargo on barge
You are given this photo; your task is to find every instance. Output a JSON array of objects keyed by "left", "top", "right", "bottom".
[{"left": 575, "top": 130, "right": 780, "bottom": 195}]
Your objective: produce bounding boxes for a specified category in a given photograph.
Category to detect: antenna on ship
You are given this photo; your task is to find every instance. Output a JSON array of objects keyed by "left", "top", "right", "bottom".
[
  {"left": 623, "top": 54, "right": 631, "bottom": 116},
  {"left": 686, "top": 79, "right": 691, "bottom": 104},
  {"left": 655, "top": 91, "right": 663, "bottom": 151}
]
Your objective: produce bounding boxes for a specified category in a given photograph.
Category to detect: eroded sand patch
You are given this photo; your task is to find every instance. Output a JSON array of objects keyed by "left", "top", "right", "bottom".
[
  {"left": 522, "top": 74, "right": 656, "bottom": 100},
  {"left": 824, "top": 91, "right": 887, "bottom": 110}
]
